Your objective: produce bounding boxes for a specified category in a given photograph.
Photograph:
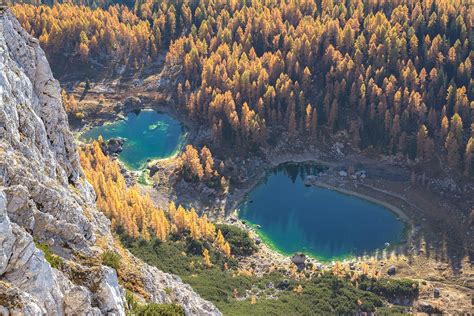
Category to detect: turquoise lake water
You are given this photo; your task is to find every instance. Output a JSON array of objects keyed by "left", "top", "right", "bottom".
[
  {"left": 239, "top": 163, "right": 406, "bottom": 261},
  {"left": 81, "top": 110, "right": 185, "bottom": 170}
]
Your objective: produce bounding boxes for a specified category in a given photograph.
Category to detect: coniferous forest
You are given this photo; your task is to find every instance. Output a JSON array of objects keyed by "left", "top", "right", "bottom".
[
  {"left": 3, "top": 0, "right": 473, "bottom": 314},
  {"left": 11, "top": 0, "right": 474, "bottom": 176}
]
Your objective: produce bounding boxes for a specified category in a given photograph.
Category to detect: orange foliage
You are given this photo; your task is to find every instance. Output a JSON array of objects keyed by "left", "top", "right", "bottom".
[
  {"left": 80, "top": 140, "right": 231, "bottom": 256},
  {"left": 80, "top": 139, "right": 170, "bottom": 241}
]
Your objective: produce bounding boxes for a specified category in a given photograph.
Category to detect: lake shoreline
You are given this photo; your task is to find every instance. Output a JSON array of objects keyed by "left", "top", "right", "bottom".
[
  {"left": 224, "top": 149, "right": 413, "bottom": 224},
  {"left": 79, "top": 109, "right": 186, "bottom": 171},
  {"left": 309, "top": 181, "right": 412, "bottom": 224},
  {"left": 73, "top": 101, "right": 460, "bottom": 276},
  {"left": 67, "top": 77, "right": 473, "bottom": 314},
  {"left": 221, "top": 151, "right": 417, "bottom": 269},
  {"left": 76, "top": 103, "right": 414, "bottom": 240},
  {"left": 78, "top": 110, "right": 415, "bottom": 265}
]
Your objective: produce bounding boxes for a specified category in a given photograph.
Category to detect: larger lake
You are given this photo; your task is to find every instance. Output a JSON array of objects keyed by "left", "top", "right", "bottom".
[
  {"left": 81, "top": 110, "right": 185, "bottom": 170},
  {"left": 239, "top": 163, "right": 406, "bottom": 261}
]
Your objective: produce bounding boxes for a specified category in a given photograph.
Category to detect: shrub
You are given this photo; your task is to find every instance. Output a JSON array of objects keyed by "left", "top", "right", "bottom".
[
  {"left": 215, "top": 224, "right": 257, "bottom": 256},
  {"left": 101, "top": 250, "right": 121, "bottom": 270},
  {"left": 125, "top": 291, "right": 184, "bottom": 316},
  {"left": 121, "top": 232, "right": 418, "bottom": 315},
  {"left": 135, "top": 303, "right": 184, "bottom": 316},
  {"left": 359, "top": 277, "right": 419, "bottom": 303},
  {"left": 185, "top": 238, "right": 204, "bottom": 256},
  {"left": 125, "top": 290, "right": 140, "bottom": 312},
  {"left": 376, "top": 305, "right": 411, "bottom": 315},
  {"left": 75, "top": 111, "right": 85, "bottom": 120}
]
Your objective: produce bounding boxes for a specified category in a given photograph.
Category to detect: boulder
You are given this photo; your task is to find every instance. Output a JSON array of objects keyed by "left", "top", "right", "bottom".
[
  {"left": 123, "top": 96, "right": 142, "bottom": 112},
  {"left": 291, "top": 253, "right": 307, "bottom": 270},
  {"left": 102, "top": 137, "right": 125, "bottom": 155},
  {"left": 304, "top": 175, "right": 318, "bottom": 186},
  {"left": 291, "top": 253, "right": 307, "bottom": 265},
  {"left": 149, "top": 164, "right": 161, "bottom": 177},
  {"left": 339, "top": 170, "right": 348, "bottom": 177},
  {"left": 387, "top": 265, "right": 397, "bottom": 276},
  {"left": 113, "top": 102, "right": 123, "bottom": 113},
  {"left": 418, "top": 302, "right": 441, "bottom": 314}
]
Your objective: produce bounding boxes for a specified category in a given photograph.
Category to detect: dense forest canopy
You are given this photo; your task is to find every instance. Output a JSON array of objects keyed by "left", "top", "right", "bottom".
[{"left": 11, "top": 0, "right": 474, "bottom": 177}]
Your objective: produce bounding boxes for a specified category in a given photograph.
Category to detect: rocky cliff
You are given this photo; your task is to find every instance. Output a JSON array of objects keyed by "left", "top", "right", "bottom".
[{"left": 0, "top": 8, "right": 220, "bottom": 315}]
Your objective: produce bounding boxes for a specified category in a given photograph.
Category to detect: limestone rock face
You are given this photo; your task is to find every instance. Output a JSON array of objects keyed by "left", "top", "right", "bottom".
[
  {"left": 0, "top": 9, "right": 220, "bottom": 315},
  {"left": 138, "top": 256, "right": 220, "bottom": 315}
]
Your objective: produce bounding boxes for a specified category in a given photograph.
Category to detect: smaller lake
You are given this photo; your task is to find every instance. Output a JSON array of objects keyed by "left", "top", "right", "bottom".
[
  {"left": 81, "top": 110, "right": 185, "bottom": 170},
  {"left": 239, "top": 163, "right": 406, "bottom": 261}
]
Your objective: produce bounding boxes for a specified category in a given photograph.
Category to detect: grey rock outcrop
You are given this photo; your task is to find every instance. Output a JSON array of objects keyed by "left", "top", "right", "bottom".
[
  {"left": 139, "top": 260, "right": 219, "bottom": 315},
  {"left": 0, "top": 9, "right": 220, "bottom": 315},
  {"left": 101, "top": 137, "right": 125, "bottom": 155}
]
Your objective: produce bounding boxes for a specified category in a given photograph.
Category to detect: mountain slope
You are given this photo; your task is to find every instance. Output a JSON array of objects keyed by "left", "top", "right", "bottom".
[{"left": 0, "top": 8, "right": 220, "bottom": 315}]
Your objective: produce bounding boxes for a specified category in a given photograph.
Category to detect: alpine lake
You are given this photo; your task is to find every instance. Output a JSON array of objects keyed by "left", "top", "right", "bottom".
[
  {"left": 239, "top": 163, "right": 407, "bottom": 261},
  {"left": 81, "top": 109, "right": 186, "bottom": 170},
  {"left": 82, "top": 113, "right": 407, "bottom": 261}
]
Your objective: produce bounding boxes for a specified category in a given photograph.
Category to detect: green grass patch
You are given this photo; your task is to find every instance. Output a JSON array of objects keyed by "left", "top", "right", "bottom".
[
  {"left": 134, "top": 303, "right": 184, "bottom": 315},
  {"left": 120, "top": 235, "right": 237, "bottom": 276},
  {"left": 101, "top": 250, "right": 121, "bottom": 270},
  {"left": 34, "top": 240, "right": 63, "bottom": 269},
  {"left": 375, "top": 305, "right": 412, "bottom": 315}
]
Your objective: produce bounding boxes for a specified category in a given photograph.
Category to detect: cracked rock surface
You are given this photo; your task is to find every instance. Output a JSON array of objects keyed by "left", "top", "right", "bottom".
[{"left": 0, "top": 9, "right": 220, "bottom": 315}]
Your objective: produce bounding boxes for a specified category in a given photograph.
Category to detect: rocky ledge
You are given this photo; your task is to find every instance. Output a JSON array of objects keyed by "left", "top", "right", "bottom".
[{"left": 0, "top": 9, "right": 220, "bottom": 315}]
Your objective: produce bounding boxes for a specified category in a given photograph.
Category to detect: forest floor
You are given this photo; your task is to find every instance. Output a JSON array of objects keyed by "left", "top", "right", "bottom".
[{"left": 68, "top": 76, "right": 473, "bottom": 314}]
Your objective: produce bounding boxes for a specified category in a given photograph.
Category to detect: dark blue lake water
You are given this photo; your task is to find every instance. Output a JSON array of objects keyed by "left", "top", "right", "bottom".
[{"left": 239, "top": 163, "right": 406, "bottom": 261}]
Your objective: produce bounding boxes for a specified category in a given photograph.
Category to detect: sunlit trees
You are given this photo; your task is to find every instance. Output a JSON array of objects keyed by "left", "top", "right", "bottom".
[
  {"left": 17, "top": 0, "right": 474, "bottom": 175},
  {"left": 215, "top": 229, "right": 231, "bottom": 257},
  {"left": 189, "top": 208, "right": 201, "bottom": 240},
  {"left": 78, "top": 31, "right": 90, "bottom": 61},
  {"left": 416, "top": 125, "right": 434, "bottom": 161},
  {"left": 150, "top": 209, "right": 170, "bottom": 241},
  {"left": 80, "top": 140, "right": 170, "bottom": 240},
  {"left": 465, "top": 137, "right": 474, "bottom": 176},
  {"left": 161, "top": 0, "right": 472, "bottom": 174},
  {"left": 179, "top": 145, "right": 204, "bottom": 181},
  {"left": 80, "top": 140, "right": 231, "bottom": 256},
  {"left": 61, "top": 89, "right": 78, "bottom": 114},
  {"left": 202, "top": 248, "right": 212, "bottom": 267},
  {"left": 177, "top": 144, "right": 228, "bottom": 190},
  {"left": 200, "top": 146, "right": 214, "bottom": 180},
  {"left": 12, "top": 2, "right": 191, "bottom": 74}
]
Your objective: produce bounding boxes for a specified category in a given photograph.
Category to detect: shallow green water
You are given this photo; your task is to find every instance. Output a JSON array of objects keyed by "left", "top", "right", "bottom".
[
  {"left": 81, "top": 110, "right": 185, "bottom": 170},
  {"left": 239, "top": 163, "right": 406, "bottom": 261}
]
